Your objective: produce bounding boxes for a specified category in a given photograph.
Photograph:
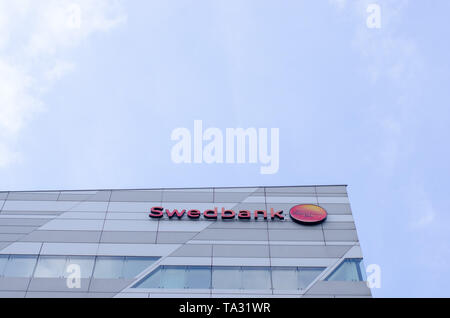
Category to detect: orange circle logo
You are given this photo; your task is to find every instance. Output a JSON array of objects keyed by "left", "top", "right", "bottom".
[{"left": 289, "top": 204, "right": 327, "bottom": 224}]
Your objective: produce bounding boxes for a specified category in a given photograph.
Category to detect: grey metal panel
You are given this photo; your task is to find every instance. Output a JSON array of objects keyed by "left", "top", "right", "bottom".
[
  {"left": 28, "top": 278, "right": 91, "bottom": 292},
  {"left": 265, "top": 186, "right": 316, "bottom": 195},
  {"left": 0, "top": 291, "right": 26, "bottom": 298},
  {"left": 41, "top": 243, "right": 98, "bottom": 256},
  {"left": 162, "top": 190, "right": 214, "bottom": 203},
  {"left": 170, "top": 244, "right": 212, "bottom": 257},
  {"left": 103, "top": 220, "right": 157, "bottom": 232},
  {"left": 0, "top": 211, "right": 62, "bottom": 216},
  {"left": 213, "top": 244, "right": 269, "bottom": 258},
  {"left": 0, "top": 242, "right": 42, "bottom": 255},
  {"left": 110, "top": 190, "right": 162, "bottom": 202},
  {"left": 0, "top": 278, "right": 31, "bottom": 291},
  {"left": 0, "top": 234, "right": 24, "bottom": 242},
  {"left": 100, "top": 231, "right": 157, "bottom": 244},
  {"left": 316, "top": 186, "right": 348, "bottom": 194},
  {"left": 21, "top": 231, "right": 101, "bottom": 243},
  {"left": 269, "top": 245, "right": 352, "bottom": 258},
  {"left": 58, "top": 191, "right": 111, "bottom": 202},
  {"left": 0, "top": 226, "right": 36, "bottom": 234},
  {"left": 322, "top": 222, "right": 356, "bottom": 230},
  {"left": 268, "top": 221, "right": 322, "bottom": 230},
  {"left": 323, "top": 230, "right": 359, "bottom": 241},
  {"left": 107, "top": 202, "right": 159, "bottom": 212},
  {"left": 193, "top": 229, "right": 268, "bottom": 241},
  {"left": 0, "top": 242, "right": 9, "bottom": 250},
  {"left": 208, "top": 220, "right": 268, "bottom": 229},
  {"left": 268, "top": 230, "right": 324, "bottom": 241},
  {"left": 7, "top": 192, "right": 60, "bottom": 201},
  {"left": 40, "top": 219, "right": 104, "bottom": 231},
  {"left": 156, "top": 232, "right": 196, "bottom": 244},
  {"left": 0, "top": 219, "right": 51, "bottom": 226},
  {"left": 214, "top": 190, "right": 261, "bottom": 203},
  {"left": 0, "top": 192, "right": 8, "bottom": 200},
  {"left": 317, "top": 203, "right": 352, "bottom": 214},
  {"left": 89, "top": 279, "right": 135, "bottom": 293},
  {"left": 305, "top": 281, "right": 371, "bottom": 296},
  {"left": 2, "top": 200, "right": 79, "bottom": 212}
]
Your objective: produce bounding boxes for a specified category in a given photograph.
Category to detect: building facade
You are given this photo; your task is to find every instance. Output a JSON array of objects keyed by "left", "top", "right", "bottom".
[{"left": 0, "top": 185, "right": 371, "bottom": 298}]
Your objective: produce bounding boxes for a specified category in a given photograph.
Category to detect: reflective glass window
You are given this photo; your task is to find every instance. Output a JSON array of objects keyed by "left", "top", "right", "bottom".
[
  {"left": 3, "top": 255, "right": 37, "bottom": 277},
  {"left": 65, "top": 256, "right": 95, "bottom": 279},
  {"left": 0, "top": 255, "right": 8, "bottom": 276},
  {"left": 34, "top": 256, "right": 67, "bottom": 278},
  {"left": 242, "top": 267, "right": 271, "bottom": 289},
  {"left": 298, "top": 267, "right": 325, "bottom": 289},
  {"left": 326, "top": 258, "right": 365, "bottom": 282},
  {"left": 135, "top": 267, "right": 162, "bottom": 288},
  {"left": 122, "top": 257, "right": 157, "bottom": 279},
  {"left": 185, "top": 266, "right": 211, "bottom": 289},
  {"left": 272, "top": 267, "right": 298, "bottom": 290},
  {"left": 93, "top": 256, "right": 125, "bottom": 279},
  {"left": 160, "top": 266, "right": 186, "bottom": 289},
  {"left": 212, "top": 267, "right": 241, "bottom": 289}
]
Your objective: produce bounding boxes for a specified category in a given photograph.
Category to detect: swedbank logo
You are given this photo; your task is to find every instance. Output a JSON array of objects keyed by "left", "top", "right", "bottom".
[
  {"left": 149, "top": 204, "right": 327, "bottom": 225},
  {"left": 289, "top": 204, "right": 327, "bottom": 225}
]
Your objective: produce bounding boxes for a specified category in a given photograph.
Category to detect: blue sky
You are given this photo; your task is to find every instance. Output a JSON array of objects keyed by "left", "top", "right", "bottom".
[{"left": 1, "top": 0, "right": 450, "bottom": 297}]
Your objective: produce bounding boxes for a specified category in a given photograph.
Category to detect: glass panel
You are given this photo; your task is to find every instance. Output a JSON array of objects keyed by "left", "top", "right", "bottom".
[
  {"left": 242, "top": 267, "right": 271, "bottom": 290},
  {"left": 326, "top": 259, "right": 363, "bottom": 282},
  {"left": 160, "top": 266, "right": 186, "bottom": 289},
  {"left": 298, "top": 267, "right": 325, "bottom": 289},
  {"left": 3, "top": 255, "right": 37, "bottom": 277},
  {"left": 93, "top": 256, "right": 125, "bottom": 279},
  {"left": 122, "top": 257, "right": 157, "bottom": 279},
  {"left": 272, "top": 267, "right": 298, "bottom": 290},
  {"left": 186, "top": 266, "right": 211, "bottom": 289},
  {"left": 34, "top": 256, "right": 67, "bottom": 278},
  {"left": 65, "top": 256, "right": 95, "bottom": 279},
  {"left": 134, "top": 267, "right": 162, "bottom": 289},
  {"left": 0, "top": 255, "right": 8, "bottom": 276},
  {"left": 212, "top": 267, "right": 241, "bottom": 289}
]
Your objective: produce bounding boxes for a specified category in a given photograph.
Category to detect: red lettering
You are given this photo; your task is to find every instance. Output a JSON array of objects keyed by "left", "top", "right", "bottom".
[
  {"left": 187, "top": 209, "right": 201, "bottom": 219},
  {"left": 221, "top": 208, "right": 236, "bottom": 219},
  {"left": 165, "top": 209, "right": 186, "bottom": 219},
  {"left": 270, "top": 208, "right": 284, "bottom": 220},
  {"left": 149, "top": 206, "right": 164, "bottom": 218},
  {"left": 238, "top": 210, "right": 251, "bottom": 219},
  {"left": 254, "top": 210, "right": 267, "bottom": 220},
  {"left": 204, "top": 207, "right": 218, "bottom": 219}
]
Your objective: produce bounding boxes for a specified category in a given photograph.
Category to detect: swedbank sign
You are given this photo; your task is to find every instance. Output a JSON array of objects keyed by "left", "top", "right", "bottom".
[{"left": 149, "top": 204, "right": 327, "bottom": 225}]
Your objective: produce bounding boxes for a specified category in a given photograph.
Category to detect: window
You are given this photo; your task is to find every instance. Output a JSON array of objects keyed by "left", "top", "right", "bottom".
[
  {"left": 186, "top": 266, "right": 211, "bottom": 289},
  {"left": 241, "top": 267, "right": 271, "bottom": 290},
  {"left": 212, "top": 266, "right": 240, "bottom": 289},
  {"left": 135, "top": 266, "right": 211, "bottom": 289},
  {"left": 133, "top": 265, "right": 327, "bottom": 290},
  {"left": 3, "top": 255, "right": 37, "bottom": 278},
  {"left": 93, "top": 256, "right": 157, "bottom": 279},
  {"left": 93, "top": 256, "right": 125, "bottom": 279},
  {"left": 298, "top": 267, "right": 325, "bottom": 289},
  {"left": 0, "top": 255, "right": 8, "bottom": 276},
  {"left": 65, "top": 256, "right": 95, "bottom": 279},
  {"left": 272, "top": 267, "right": 325, "bottom": 290},
  {"left": 34, "top": 256, "right": 67, "bottom": 278},
  {"left": 325, "top": 258, "right": 366, "bottom": 282},
  {"left": 272, "top": 267, "right": 298, "bottom": 290}
]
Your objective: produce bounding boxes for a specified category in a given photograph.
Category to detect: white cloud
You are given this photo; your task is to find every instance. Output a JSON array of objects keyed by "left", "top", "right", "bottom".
[{"left": 0, "top": 0, "right": 126, "bottom": 167}]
